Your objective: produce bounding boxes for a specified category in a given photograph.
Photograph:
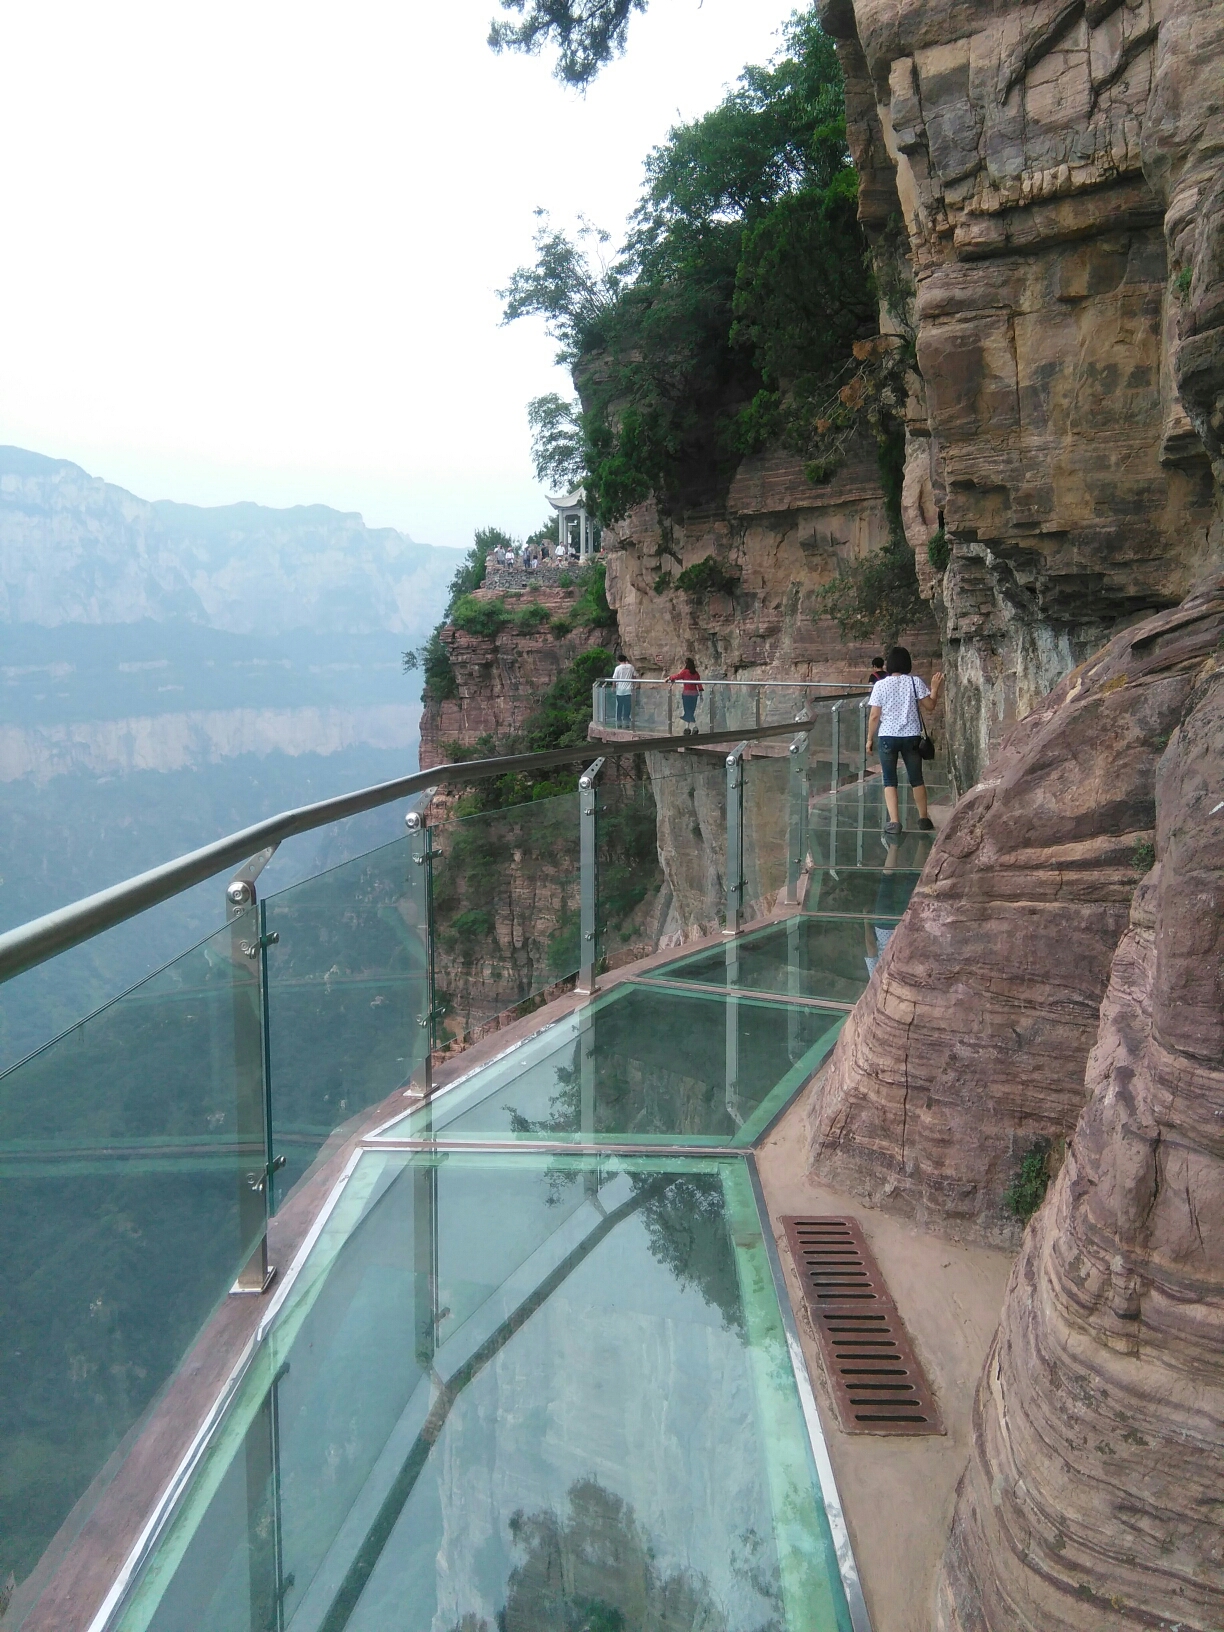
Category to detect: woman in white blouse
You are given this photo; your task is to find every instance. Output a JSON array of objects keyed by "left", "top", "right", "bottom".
[{"left": 865, "top": 646, "right": 944, "bottom": 837}]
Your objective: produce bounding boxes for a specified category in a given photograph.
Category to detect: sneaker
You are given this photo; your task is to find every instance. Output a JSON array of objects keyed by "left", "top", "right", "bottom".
[
  {"left": 883, "top": 820, "right": 903, "bottom": 837},
  {"left": 690, "top": 726, "right": 699, "bottom": 737},
  {"left": 916, "top": 817, "right": 935, "bottom": 832}
]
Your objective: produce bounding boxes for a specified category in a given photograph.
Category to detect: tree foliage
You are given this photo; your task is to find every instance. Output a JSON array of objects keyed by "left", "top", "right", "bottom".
[
  {"left": 501, "top": 8, "right": 880, "bottom": 524},
  {"left": 488, "top": 0, "right": 647, "bottom": 86}
]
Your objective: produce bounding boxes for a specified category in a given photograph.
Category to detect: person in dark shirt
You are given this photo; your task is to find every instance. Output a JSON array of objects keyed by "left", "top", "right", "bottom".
[{"left": 868, "top": 655, "right": 887, "bottom": 684}]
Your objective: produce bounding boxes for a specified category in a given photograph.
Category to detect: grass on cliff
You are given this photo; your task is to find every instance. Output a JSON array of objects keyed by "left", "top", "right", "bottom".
[{"left": 1005, "top": 1139, "right": 1054, "bottom": 1222}]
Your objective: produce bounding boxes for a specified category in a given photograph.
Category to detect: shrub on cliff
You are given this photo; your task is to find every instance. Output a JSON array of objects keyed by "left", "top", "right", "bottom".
[
  {"left": 815, "top": 536, "right": 924, "bottom": 647},
  {"left": 674, "top": 555, "right": 739, "bottom": 597},
  {"left": 569, "top": 560, "right": 614, "bottom": 628},
  {"left": 450, "top": 594, "right": 511, "bottom": 638}
]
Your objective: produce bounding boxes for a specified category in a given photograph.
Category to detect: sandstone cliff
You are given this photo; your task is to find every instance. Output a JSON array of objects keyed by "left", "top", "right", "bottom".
[
  {"left": 937, "top": 610, "right": 1224, "bottom": 1632},
  {"left": 800, "top": 2, "right": 1224, "bottom": 1623},
  {"left": 418, "top": 584, "right": 608, "bottom": 770},
  {"left": 807, "top": 578, "right": 1224, "bottom": 1243},
  {"left": 604, "top": 441, "right": 939, "bottom": 686},
  {"left": 821, "top": 0, "right": 1224, "bottom": 785}
]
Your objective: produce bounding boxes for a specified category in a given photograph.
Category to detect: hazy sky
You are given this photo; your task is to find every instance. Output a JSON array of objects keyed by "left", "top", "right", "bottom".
[{"left": 0, "top": 0, "right": 798, "bottom": 549}]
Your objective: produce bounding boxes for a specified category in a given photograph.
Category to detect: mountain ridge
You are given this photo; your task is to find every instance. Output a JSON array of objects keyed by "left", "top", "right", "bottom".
[{"left": 0, "top": 444, "right": 462, "bottom": 638}]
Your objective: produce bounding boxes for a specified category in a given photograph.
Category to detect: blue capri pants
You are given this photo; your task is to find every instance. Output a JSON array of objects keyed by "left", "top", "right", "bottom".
[{"left": 878, "top": 735, "right": 924, "bottom": 790}]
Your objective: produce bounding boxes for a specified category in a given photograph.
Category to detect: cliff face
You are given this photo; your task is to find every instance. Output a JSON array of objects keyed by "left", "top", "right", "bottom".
[
  {"left": 604, "top": 443, "right": 939, "bottom": 683},
  {"left": 938, "top": 629, "right": 1224, "bottom": 1632},
  {"left": 821, "top": 0, "right": 1224, "bottom": 784},
  {"left": 806, "top": 581, "right": 1224, "bottom": 1242},
  {"left": 418, "top": 584, "right": 609, "bottom": 770}
]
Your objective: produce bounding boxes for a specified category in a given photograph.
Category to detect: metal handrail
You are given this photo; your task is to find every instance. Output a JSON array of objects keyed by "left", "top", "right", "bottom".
[
  {"left": 593, "top": 677, "right": 870, "bottom": 689},
  {"left": 0, "top": 716, "right": 828, "bottom": 987}
]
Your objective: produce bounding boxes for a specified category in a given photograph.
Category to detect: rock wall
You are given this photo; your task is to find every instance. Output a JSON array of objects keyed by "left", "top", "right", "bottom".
[
  {"left": 821, "top": 0, "right": 1224, "bottom": 785},
  {"left": 604, "top": 442, "right": 940, "bottom": 684},
  {"left": 806, "top": 577, "right": 1224, "bottom": 1243},
  {"left": 936, "top": 634, "right": 1224, "bottom": 1631}
]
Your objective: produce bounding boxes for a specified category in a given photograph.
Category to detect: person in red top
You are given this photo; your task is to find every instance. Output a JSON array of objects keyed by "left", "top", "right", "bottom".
[{"left": 669, "top": 657, "right": 704, "bottom": 736}]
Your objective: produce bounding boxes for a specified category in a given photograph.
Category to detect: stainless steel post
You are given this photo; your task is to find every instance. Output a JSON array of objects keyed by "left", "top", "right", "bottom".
[
  {"left": 725, "top": 935, "right": 741, "bottom": 1128},
  {"left": 580, "top": 1004, "right": 598, "bottom": 1195},
  {"left": 754, "top": 687, "right": 762, "bottom": 730},
  {"left": 857, "top": 701, "right": 867, "bottom": 867},
  {"left": 830, "top": 700, "right": 842, "bottom": 798},
  {"left": 785, "top": 730, "right": 810, "bottom": 905},
  {"left": 406, "top": 812, "right": 437, "bottom": 1099},
  {"left": 226, "top": 846, "right": 279, "bottom": 1295},
  {"left": 578, "top": 757, "right": 605, "bottom": 994},
  {"left": 667, "top": 684, "right": 674, "bottom": 736},
  {"left": 245, "top": 1359, "right": 290, "bottom": 1632},
  {"left": 725, "top": 743, "right": 747, "bottom": 934},
  {"left": 413, "top": 1156, "right": 439, "bottom": 1369}
]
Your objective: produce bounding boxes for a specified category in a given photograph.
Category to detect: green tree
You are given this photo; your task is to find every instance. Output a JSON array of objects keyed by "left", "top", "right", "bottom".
[
  {"left": 488, "top": 0, "right": 647, "bottom": 86},
  {"left": 501, "top": 8, "right": 875, "bottom": 524},
  {"left": 403, "top": 524, "right": 518, "bottom": 701}
]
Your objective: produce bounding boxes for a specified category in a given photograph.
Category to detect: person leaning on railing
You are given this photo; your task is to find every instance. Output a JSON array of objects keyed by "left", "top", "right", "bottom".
[
  {"left": 864, "top": 646, "right": 943, "bottom": 837},
  {"left": 669, "top": 658, "right": 704, "bottom": 736}
]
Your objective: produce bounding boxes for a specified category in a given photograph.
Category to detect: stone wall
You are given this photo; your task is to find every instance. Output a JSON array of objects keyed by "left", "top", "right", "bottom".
[{"left": 820, "top": 0, "right": 1224, "bottom": 785}]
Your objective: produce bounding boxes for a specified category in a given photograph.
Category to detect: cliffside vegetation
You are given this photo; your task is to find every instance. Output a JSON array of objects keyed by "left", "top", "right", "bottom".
[{"left": 501, "top": 7, "right": 883, "bottom": 523}]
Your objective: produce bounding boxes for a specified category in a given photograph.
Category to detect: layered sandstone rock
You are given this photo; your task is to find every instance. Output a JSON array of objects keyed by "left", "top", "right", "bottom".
[
  {"left": 806, "top": 578, "right": 1224, "bottom": 1243},
  {"left": 604, "top": 442, "right": 939, "bottom": 685},
  {"left": 821, "top": 0, "right": 1224, "bottom": 785},
  {"left": 935, "top": 643, "right": 1224, "bottom": 1630}
]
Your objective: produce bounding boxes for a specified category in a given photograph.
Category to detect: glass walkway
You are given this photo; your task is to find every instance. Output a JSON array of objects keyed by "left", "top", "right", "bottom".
[{"left": 0, "top": 712, "right": 949, "bottom": 1632}]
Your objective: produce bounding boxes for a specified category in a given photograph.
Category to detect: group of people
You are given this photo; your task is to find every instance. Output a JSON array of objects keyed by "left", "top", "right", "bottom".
[
  {"left": 610, "top": 655, "right": 704, "bottom": 733},
  {"left": 491, "top": 540, "right": 581, "bottom": 572},
  {"left": 609, "top": 645, "right": 942, "bottom": 838}
]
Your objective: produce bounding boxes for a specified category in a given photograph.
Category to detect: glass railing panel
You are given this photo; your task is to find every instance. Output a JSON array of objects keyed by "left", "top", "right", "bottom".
[
  {"left": 741, "top": 748, "right": 792, "bottom": 923},
  {"left": 0, "top": 914, "right": 266, "bottom": 1620},
  {"left": 592, "top": 768, "right": 666, "bottom": 974},
  {"left": 430, "top": 790, "right": 580, "bottom": 1044},
  {"left": 114, "top": 1150, "right": 855, "bottom": 1632},
  {"left": 262, "top": 835, "right": 429, "bottom": 1201},
  {"left": 640, "top": 749, "right": 729, "bottom": 941},
  {"left": 641, "top": 913, "right": 875, "bottom": 1007},
  {"left": 377, "top": 982, "right": 843, "bottom": 1148}
]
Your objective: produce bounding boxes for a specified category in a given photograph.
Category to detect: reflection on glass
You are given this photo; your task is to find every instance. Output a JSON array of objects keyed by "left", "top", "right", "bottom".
[
  {"left": 430, "top": 793, "right": 581, "bottom": 1043},
  {"left": 376, "top": 984, "right": 843, "bottom": 1150},
  {"left": 116, "top": 1152, "right": 852, "bottom": 1632},
  {"left": 802, "top": 866, "right": 922, "bottom": 917},
  {"left": 741, "top": 752, "right": 791, "bottom": 923},
  {"left": 647, "top": 914, "right": 875, "bottom": 1007},
  {"left": 264, "top": 837, "right": 429, "bottom": 1200},
  {"left": 0, "top": 915, "right": 264, "bottom": 1607}
]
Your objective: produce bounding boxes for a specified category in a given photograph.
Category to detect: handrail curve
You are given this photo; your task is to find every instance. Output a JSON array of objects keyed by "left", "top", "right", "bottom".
[{"left": 0, "top": 712, "right": 854, "bottom": 986}]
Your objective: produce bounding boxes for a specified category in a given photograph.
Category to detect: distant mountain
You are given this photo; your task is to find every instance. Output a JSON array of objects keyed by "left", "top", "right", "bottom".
[{"left": 0, "top": 446, "right": 462, "bottom": 636}]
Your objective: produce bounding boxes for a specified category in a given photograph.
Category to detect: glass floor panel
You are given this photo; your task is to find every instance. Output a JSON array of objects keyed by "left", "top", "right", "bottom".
[
  {"left": 115, "top": 1151, "right": 853, "bottom": 1632},
  {"left": 801, "top": 866, "right": 922, "bottom": 916},
  {"left": 641, "top": 914, "right": 883, "bottom": 1006},
  {"left": 375, "top": 983, "right": 845, "bottom": 1149},
  {"left": 808, "top": 816, "right": 939, "bottom": 871}
]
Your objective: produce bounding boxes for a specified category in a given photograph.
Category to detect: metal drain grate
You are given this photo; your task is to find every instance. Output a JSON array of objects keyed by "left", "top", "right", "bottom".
[{"left": 780, "top": 1215, "right": 943, "bottom": 1436}]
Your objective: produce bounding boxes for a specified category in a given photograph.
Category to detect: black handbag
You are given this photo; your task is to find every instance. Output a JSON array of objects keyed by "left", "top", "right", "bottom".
[{"left": 912, "top": 677, "right": 936, "bottom": 760}]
